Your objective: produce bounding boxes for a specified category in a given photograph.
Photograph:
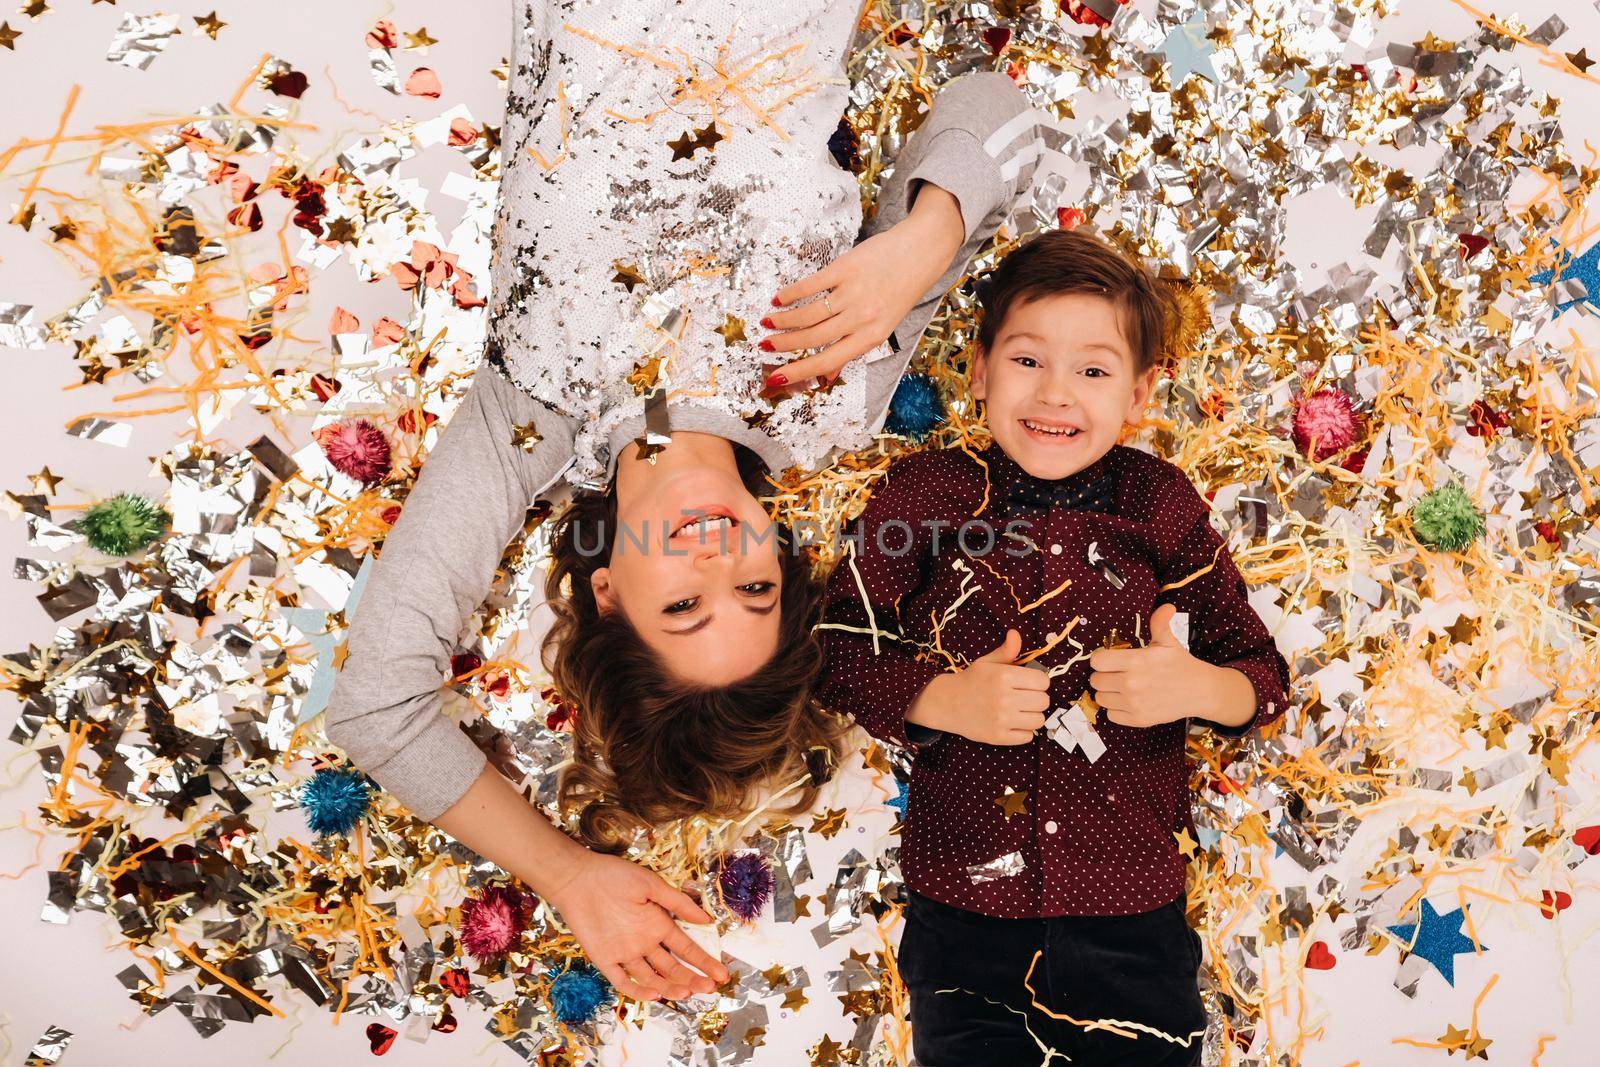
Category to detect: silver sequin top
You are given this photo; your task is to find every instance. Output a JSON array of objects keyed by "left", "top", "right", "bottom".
[{"left": 487, "top": 0, "right": 888, "bottom": 487}]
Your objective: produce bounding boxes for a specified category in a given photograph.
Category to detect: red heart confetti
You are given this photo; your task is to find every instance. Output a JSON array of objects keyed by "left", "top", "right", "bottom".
[
  {"left": 432, "top": 1003, "right": 457, "bottom": 1033},
  {"left": 1574, "top": 825, "right": 1600, "bottom": 855},
  {"left": 1538, "top": 890, "right": 1572, "bottom": 919},
  {"left": 440, "top": 967, "right": 470, "bottom": 998},
  {"left": 366, "top": 1023, "right": 396, "bottom": 1055},
  {"left": 981, "top": 27, "right": 1013, "bottom": 56},
  {"left": 405, "top": 68, "right": 443, "bottom": 99},
  {"left": 267, "top": 70, "right": 309, "bottom": 99},
  {"left": 1305, "top": 941, "right": 1336, "bottom": 970},
  {"left": 310, "top": 374, "right": 340, "bottom": 402}
]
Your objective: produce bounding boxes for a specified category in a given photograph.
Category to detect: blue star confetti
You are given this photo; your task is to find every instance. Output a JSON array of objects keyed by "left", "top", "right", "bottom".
[
  {"left": 1160, "top": 16, "right": 1217, "bottom": 84},
  {"left": 1529, "top": 239, "right": 1600, "bottom": 316},
  {"left": 1386, "top": 899, "right": 1481, "bottom": 986},
  {"left": 886, "top": 778, "right": 908, "bottom": 817}
]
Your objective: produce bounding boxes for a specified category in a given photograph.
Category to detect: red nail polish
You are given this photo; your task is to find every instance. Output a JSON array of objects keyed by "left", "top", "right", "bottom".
[
  {"left": 759, "top": 339, "right": 774, "bottom": 352},
  {"left": 765, "top": 372, "right": 788, "bottom": 388},
  {"left": 760, "top": 317, "right": 774, "bottom": 329},
  {"left": 771, "top": 296, "right": 782, "bottom": 307}
]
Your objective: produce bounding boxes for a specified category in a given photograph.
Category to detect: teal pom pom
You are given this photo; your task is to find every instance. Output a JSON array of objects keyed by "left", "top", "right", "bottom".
[
  {"left": 299, "top": 768, "right": 370, "bottom": 836},
  {"left": 884, "top": 373, "right": 945, "bottom": 441},
  {"left": 548, "top": 962, "right": 615, "bottom": 1023},
  {"left": 1411, "top": 484, "right": 1485, "bottom": 552},
  {"left": 73, "top": 493, "right": 170, "bottom": 555}
]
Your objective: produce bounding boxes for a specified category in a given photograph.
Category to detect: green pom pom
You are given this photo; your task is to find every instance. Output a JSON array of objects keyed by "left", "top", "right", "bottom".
[
  {"left": 73, "top": 493, "right": 170, "bottom": 555},
  {"left": 1410, "top": 483, "right": 1485, "bottom": 552}
]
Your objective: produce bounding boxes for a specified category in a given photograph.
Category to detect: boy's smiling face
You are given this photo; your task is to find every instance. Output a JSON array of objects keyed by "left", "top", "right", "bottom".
[{"left": 971, "top": 291, "right": 1159, "bottom": 480}]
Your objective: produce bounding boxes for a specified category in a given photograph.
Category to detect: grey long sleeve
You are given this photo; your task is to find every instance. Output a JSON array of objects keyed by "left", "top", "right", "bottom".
[
  {"left": 322, "top": 367, "right": 575, "bottom": 821},
  {"left": 870, "top": 70, "right": 1045, "bottom": 356}
]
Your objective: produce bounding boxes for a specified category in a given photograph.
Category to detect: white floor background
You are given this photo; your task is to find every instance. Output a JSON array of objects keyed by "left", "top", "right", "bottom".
[{"left": 2, "top": 2, "right": 1599, "bottom": 1065}]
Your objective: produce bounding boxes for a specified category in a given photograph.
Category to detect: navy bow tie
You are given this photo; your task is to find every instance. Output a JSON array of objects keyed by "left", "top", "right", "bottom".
[{"left": 1004, "top": 470, "right": 1119, "bottom": 515}]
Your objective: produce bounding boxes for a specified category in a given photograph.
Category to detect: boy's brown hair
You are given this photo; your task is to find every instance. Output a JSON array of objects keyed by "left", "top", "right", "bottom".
[{"left": 975, "top": 228, "right": 1179, "bottom": 375}]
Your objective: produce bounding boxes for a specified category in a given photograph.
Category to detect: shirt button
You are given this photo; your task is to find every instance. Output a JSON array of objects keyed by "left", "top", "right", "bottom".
[
  {"left": 1045, "top": 820, "right": 1058, "bottom": 834},
  {"left": 1050, "top": 543, "right": 1062, "bottom": 555}
]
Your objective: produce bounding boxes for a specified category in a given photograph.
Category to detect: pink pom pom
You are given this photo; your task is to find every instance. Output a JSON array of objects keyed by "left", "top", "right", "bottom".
[
  {"left": 314, "top": 418, "right": 392, "bottom": 486},
  {"left": 459, "top": 885, "right": 534, "bottom": 961},
  {"left": 1291, "top": 388, "right": 1364, "bottom": 461}
]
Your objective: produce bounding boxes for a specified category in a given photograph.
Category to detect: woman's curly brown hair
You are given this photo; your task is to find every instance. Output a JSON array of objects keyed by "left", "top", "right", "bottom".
[{"left": 543, "top": 446, "right": 848, "bottom": 853}]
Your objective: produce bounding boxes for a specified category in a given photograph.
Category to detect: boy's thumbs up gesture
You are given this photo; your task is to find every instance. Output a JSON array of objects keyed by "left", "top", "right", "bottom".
[
  {"left": 1090, "top": 603, "right": 1225, "bottom": 728},
  {"left": 905, "top": 629, "right": 1051, "bottom": 746}
]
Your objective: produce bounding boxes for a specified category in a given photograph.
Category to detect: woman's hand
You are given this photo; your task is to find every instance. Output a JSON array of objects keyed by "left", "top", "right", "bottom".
[
  {"left": 758, "top": 184, "right": 965, "bottom": 393},
  {"left": 546, "top": 850, "right": 730, "bottom": 1002}
]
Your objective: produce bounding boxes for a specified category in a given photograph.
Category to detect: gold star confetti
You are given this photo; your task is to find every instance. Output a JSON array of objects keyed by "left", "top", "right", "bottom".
[
  {"left": 809, "top": 1035, "right": 844, "bottom": 1065},
  {"left": 696, "top": 1010, "right": 728, "bottom": 1043},
  {"left": 716, "top": 314, "right": 747, "bottom": 346},
  {"left": 667, "top": 129, "right": 700, "bottom": 162},
  {"left": 693, "top": 121, "right": 724, "bottom": 152},
  {"left": 29, "top": 467, "right": 63, "bottom": 494},
  {"left": 743, "top": 1026, "right": 766, "bottom": 1047},
  {"left": 1074, "top": 688, "right": 1101, "bottom": 723},
  {"left": 626, "top": 354, "right": 663, "bottom": 393},
  {"left": 1567, "top": 47, "right": 1594, "bottom": 73},
  {"left": 49, "top": 219, "right": 76, "bottom": 242},
  {"left": 611, "top": 261, "right": 645, "bottom": 292},
  {"left": 781, "top": 986, "right": 809, "bottom": 1011},
  {"left": 0, "top": 21, "right": 21, "bottom": 48},
  {"left": 1173, "top": 827, "right": 1198, "bottom": 858},
  {"left": 630, "top": 434, "right": 668, "bottom": 462},
  {"left": 1438, "top": 1023, "right": 1470, "bottom": 1047},
  {"left": 759, "top": 963, "right": 787, "bottom": 988},
  {"left": 793, "top": 894, "right": 813, "bottom": 918},
  {"left": 323, "top": 217, "right": 357, "bottom": 244},
  {"left": 1465, "top": 1035, "right": 1492, "bottom": 1059},
  {"left": 21, "top": 1, "right": 47, "bottom": 19},
  {"left": 405, "top": 26, "right": 438, "bottom": 51},
  {"left": 193, "top": 11, "right": 224, "bottom": 38},
  {"left": 810, "top": 806, "right": 846, "bottom": 838},
  {"left": 510, "top": 421, "right": 543, "bottom": 452},
  {"left": 994, "top": 785, "right": 1029, "bottom": 821}
]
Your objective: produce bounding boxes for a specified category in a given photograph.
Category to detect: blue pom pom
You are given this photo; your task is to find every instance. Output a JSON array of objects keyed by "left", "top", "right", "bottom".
[
  {"left": 548, "top": 963, "right": 615, "bottom": 1023},
  {"left": 299, "top": 768, "right": 370, "bottom": 836},
  {"left": 884, "top": 374, "right": 945, "bottom": 440}
]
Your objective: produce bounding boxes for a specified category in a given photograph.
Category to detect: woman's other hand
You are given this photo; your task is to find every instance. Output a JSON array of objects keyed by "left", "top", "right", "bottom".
[
  {"left": 759, "top": 184, "right": 965, "bottom": 392},
  {"left": 547, "top": 850, "right": 731, "bottom": 1002}
]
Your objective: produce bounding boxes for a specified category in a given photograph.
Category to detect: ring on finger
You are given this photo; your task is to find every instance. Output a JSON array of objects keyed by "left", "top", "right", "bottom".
[{"left": 822, "top": 292, "right": 834, "bottom": 316}]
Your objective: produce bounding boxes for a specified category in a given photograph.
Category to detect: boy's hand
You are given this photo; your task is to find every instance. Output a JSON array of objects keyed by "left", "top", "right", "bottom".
[
  {"left": 907, "top": 629, "right": 1051, "bottom": 745},
  {"left": 1089, "top": 604, "right": 1229, "bottom": 727}
]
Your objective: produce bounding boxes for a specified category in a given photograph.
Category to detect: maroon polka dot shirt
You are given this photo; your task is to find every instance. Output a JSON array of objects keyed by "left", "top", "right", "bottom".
[{"left": 816, "top": 443, "right": 1292, "bottom": 918}]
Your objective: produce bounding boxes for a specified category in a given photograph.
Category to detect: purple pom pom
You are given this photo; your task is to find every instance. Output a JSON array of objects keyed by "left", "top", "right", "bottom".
[{"left": 717, "top": 850, "right": 773, "bottom": 923}]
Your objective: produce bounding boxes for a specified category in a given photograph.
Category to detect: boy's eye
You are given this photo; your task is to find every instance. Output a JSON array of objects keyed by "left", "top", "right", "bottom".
[
  {"left": 1084, "top": 367, "right": 1107, "bottom": 378},
  {"left": 739, "top": 581, "right": 776, "bottom": 596},
  {"left": 1011, "top": 356, "right": 1039, "bottom": 368},
  {"left": 665, "top": 596, "right": 700, "bottom": 614}
]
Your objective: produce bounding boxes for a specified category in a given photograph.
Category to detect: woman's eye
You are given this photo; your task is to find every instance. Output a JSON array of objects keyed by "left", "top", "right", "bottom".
[
  {"left": 665, "top": 597, "right": 699, "bottom": 614},
  {"left": 740, "top": 581, "right": 776, "bottom": 596}
]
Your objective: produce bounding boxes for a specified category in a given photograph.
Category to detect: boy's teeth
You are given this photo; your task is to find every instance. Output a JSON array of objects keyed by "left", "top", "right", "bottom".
[{"left": 1024, "top": 420, "right": 1079, "bottom": 437}]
